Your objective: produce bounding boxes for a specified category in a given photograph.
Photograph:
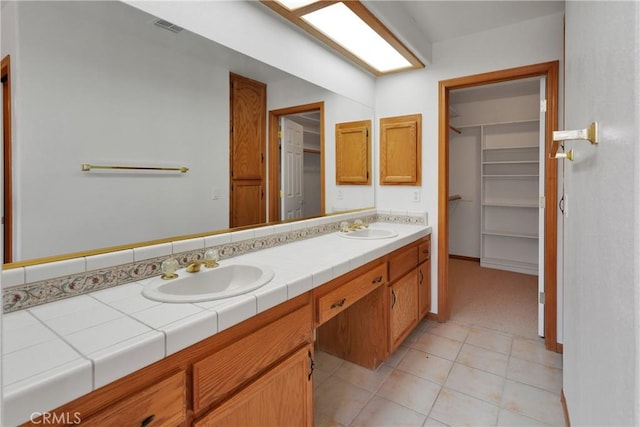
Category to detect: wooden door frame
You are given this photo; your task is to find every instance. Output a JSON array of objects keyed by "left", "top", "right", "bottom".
[
  {"left": 268, "top": 102, "right": 325, "bottom": 222},
  {"left": 438, "top": 61, "right": 560, "bottom": 351},
  {"left": 2, "top": 55, "right": 12, "bottom": 264}
]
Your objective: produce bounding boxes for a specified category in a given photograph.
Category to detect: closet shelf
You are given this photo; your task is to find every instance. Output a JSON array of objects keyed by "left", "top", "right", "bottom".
[
  {"left": 482, "top": 160, "right": 539, "bottom": 165},
  {"left": 482, "top": 200, "right": 538, "bottom": 208},
  {"left": 482, "top": 230, "right": 538, "bottom": 239},
  {"left": 482, "top": 174, "right": 539, "bottom": 178},
  {"left": 482, "top": 145, "right": 539, "bottom": 151}
]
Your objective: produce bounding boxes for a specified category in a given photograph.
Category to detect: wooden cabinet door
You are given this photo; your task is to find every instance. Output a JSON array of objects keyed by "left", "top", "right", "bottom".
[
  {"left": 380, "top": 114, "right": 421, "bottom": 185},
  {"left": 195, "top": 345, "right": 313, "bottom": 427},
  {"left": 418, "top": 260, "right": 431, "bottom": 319},
  {"left": 389, "top": 269, "right": 419, "bottom": 352},
  {"left": 230, "top": 73, "right": 266, "bottom": 227},
  {"left": 335, "top": 120, "right": 371, "bottom": 185}
]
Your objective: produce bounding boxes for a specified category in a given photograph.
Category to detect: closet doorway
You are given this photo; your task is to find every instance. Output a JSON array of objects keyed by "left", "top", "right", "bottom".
[
  {"left": 438, "top": 61, "right": 560, "bottom": 351},
  {"left": 268, "top": 102, "right": 325, "bottom": 222}
]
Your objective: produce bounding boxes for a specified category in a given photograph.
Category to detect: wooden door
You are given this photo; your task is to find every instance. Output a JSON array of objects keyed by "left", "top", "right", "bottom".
[
  {"left": 281, "top": 117, "right": 304, "bottom": 220},
  {"left": 335, "top": 120, "right": 371, "bottom": 184},
  {"left": 389, "top": 269, "right": 419, "bottom": 351},
  {"left": 229, "top": 73, "right": 266, "bottom": 228},
  {"left": 195, "top": 345, "right": 314, "bottom": 427}
]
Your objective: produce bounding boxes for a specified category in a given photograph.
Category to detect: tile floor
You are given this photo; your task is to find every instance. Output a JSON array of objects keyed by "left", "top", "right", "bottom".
[{"left": 314, "top": 319, "right": 564, "bottom": 426}]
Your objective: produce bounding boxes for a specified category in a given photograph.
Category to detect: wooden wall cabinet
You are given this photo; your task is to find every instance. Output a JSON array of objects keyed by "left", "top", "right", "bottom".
[
  {"left": 380, "top": 113, "right": 422, "bottom": 185},
  {"left": 335, "top": 120, "right": 371, "bottom": 185}
]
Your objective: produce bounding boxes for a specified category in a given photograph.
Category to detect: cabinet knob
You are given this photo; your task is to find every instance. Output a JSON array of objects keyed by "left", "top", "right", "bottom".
[
  {"left": 140, "top": 415, "right": 155, "bottom": 427},
  {"left": 330, "top": 298, "right": 347, "bottom": 309}
]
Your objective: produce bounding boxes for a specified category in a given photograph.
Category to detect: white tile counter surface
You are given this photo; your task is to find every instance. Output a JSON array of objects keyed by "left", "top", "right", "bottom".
[{"left": 3, "top": 222, "right": 430, "bottom": 425}]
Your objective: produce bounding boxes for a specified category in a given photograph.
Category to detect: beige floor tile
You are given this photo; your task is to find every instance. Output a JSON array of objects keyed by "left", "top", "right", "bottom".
[
  {"left": 314, "top": 368, "right": 332, "bottom": 390},
  {"left": 497, "top": 409, "right": 549, "bottom": 426},
  {"left": 456, "top": 343, "right": 509, "bottom": 376},
  {"left": 314, "top": 412, "right": 346, "bottom": 427},
  {"left": 423, "top": 418, "right": 448, "bottom": 426},
  {"left": 507, "top": 357, "right": 562, "bottom": 393},
  {"left": 413, "top": 333, "right": 463, "bottom": 361},
  {"left": 385, "top": 345, "right": 410, "bottom": 368},
  {"left": 402, "top": 326, "right": 427, "bottom": 347},
  {"left": 334, "top": 360, "right": 393, "bottom": 392},
  {"left": 511, "top": 337, "right": 563, "bottom": 369},
  {"left": 428, "top": 322, "right": 470, "bottom": 342},
  {"left": 429, "top": 388, "right": 499, "bottom": 426},
  {"left": 351, "top": 395, "right": 426, "bottom": 427},
  {"left": 398, "top": 349, "right": 453, "bottom": 385},
  {"left": 315, "top": 350, "right": 346, "bottom": 374},
  {"left": 314, "top": 376, "right": 372, "bottom": 426},
  {"left": 445, "top": 363, "right": 505, "bottom": 405},
  {"left": 376, "top": 369, "right": 441, "bottom": 415},
  {"left": 466, "top": 327, "right": 512, "bottom": 355},
  {"left": 501, "top": 380, "right": 565, "bottom": 425}
]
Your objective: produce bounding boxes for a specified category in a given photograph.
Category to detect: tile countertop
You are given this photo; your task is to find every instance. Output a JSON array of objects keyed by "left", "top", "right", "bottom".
[{"left": 2, "top": 222, "right": 431, "bottom": 426}]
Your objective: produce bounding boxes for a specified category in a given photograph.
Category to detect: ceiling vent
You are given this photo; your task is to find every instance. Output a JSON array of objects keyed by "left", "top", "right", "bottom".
[{"left": 153, "top": 19, "right": 183, "bottom": 33}]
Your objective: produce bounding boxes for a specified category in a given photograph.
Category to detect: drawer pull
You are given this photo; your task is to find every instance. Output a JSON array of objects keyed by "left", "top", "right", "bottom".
[
  {"left": 391, "top": 290, "right": 397, "bottom": 308},
  {"left": 330, "top": 298, "right": 347, "bottom": 309},
  {"left": 372, "top": 275, "right": 383, "bottom": 284},
  {"left": 308, "top": 350, "right": 315, "bottom": 381},
  {"left": 140, "top": 415, "right": 155, "bottom": 427},
  {"left": 422, "top": 249, "right": 429, "bottom": 254}
]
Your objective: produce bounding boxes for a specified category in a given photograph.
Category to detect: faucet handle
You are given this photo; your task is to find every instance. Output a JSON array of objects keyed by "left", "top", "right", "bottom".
[{"left": 161, "top": 258, "right": 179, "bottom": 280}]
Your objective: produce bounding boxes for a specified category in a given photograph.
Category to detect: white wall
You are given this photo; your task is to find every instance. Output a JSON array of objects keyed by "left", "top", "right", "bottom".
[
  {"left": 8, "top": 2, "right": 231, "bottom": 260},
  {"left": 125, "top": 0, "right": 376, "bottom": 108},
  {"left": 563, "top": 1, "right": 639, "bottom": 425},
  {"left": 374, "top": 12, "right": 564, "bottom": 317}
]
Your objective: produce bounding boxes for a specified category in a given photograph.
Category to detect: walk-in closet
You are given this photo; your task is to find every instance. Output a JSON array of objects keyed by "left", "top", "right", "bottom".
[{"left": 448, "top": 77, "right": 545, "bottom": 338}]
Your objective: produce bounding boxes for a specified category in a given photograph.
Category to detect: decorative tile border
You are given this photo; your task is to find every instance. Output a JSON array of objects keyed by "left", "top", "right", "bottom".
[{"left": 3, "top": 212, "right": 423, "bottom": 313}]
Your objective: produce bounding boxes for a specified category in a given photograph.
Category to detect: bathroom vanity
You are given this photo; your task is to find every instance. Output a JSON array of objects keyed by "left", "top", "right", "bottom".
[{"left": 5, "top": 214, "right": 430, "bottom": 426}]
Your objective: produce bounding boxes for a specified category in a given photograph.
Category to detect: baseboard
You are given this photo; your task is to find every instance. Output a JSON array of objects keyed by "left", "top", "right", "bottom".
[
  {"left": 449, "top": 254, "right": 480, "bottom": 262},
  {"left": 426, "top": 312, "right": 441, "bottom": 322},
  {"left": 561, "top": 389, "right": 571, "bottom": 427},
  {"left": 556, "top": 343, "right": 563, "bottom": 353}
]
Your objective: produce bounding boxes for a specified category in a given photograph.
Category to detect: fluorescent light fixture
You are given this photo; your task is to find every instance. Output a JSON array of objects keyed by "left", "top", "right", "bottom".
[
  {"left": 276, "top": 0, "right": 318, "bottom": 11},
  {"left": 262, "top": 1, "right": 423, "bottom": 75},
  {"left": 301, "top": 3, "right": 411, "bottom": 73}
]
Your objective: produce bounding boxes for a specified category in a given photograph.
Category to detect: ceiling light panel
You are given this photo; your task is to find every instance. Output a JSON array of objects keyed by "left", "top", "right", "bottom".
[
  {"left": 302, "top": 2, "right": 411, "bottom": 73},
  {"left": 261, "top": 1, "right": 424, "bottom": 76},
  {"left": 275, "top": 0, "right": 319, "bottom": 11}
]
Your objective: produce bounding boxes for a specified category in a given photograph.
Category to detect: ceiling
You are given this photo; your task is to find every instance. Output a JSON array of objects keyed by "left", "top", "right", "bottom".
[{"left": 362, "top": 1, "right": 565, "bottom": 64}]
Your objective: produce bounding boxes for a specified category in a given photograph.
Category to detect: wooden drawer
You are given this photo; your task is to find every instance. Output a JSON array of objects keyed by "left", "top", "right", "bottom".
[
  {"left": 389, "top": 245, "right": 418, "bottom": 282},
  {"left": 418, "top": 237, "right": 431, "bottom": 263},
  {"left": 317, "top": 263, "right": 387, "bottom": 325},
  {"left": 193, "top": 303, "right": 312, "bottom": 413},
  {"left": 81, "top": 371, "right": 186, "bottom": 427}
]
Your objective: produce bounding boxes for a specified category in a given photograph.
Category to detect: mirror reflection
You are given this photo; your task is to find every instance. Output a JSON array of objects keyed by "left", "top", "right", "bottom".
[{"left": 1, "top": 0, "right": 374, "bottom": 263}]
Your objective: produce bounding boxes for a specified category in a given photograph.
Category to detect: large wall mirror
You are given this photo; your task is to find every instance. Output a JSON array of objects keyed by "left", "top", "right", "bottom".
[{"left": 1, "top": 1, "right": 374, "bottom": 264}]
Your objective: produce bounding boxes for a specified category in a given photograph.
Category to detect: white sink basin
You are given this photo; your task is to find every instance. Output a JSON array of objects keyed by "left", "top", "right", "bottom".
[
  {"left": 338, "top": 228, "right": 398, "bottom": 240},
  {"left": 142, "top": 264, "right": 274, "bottom": 303}
]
